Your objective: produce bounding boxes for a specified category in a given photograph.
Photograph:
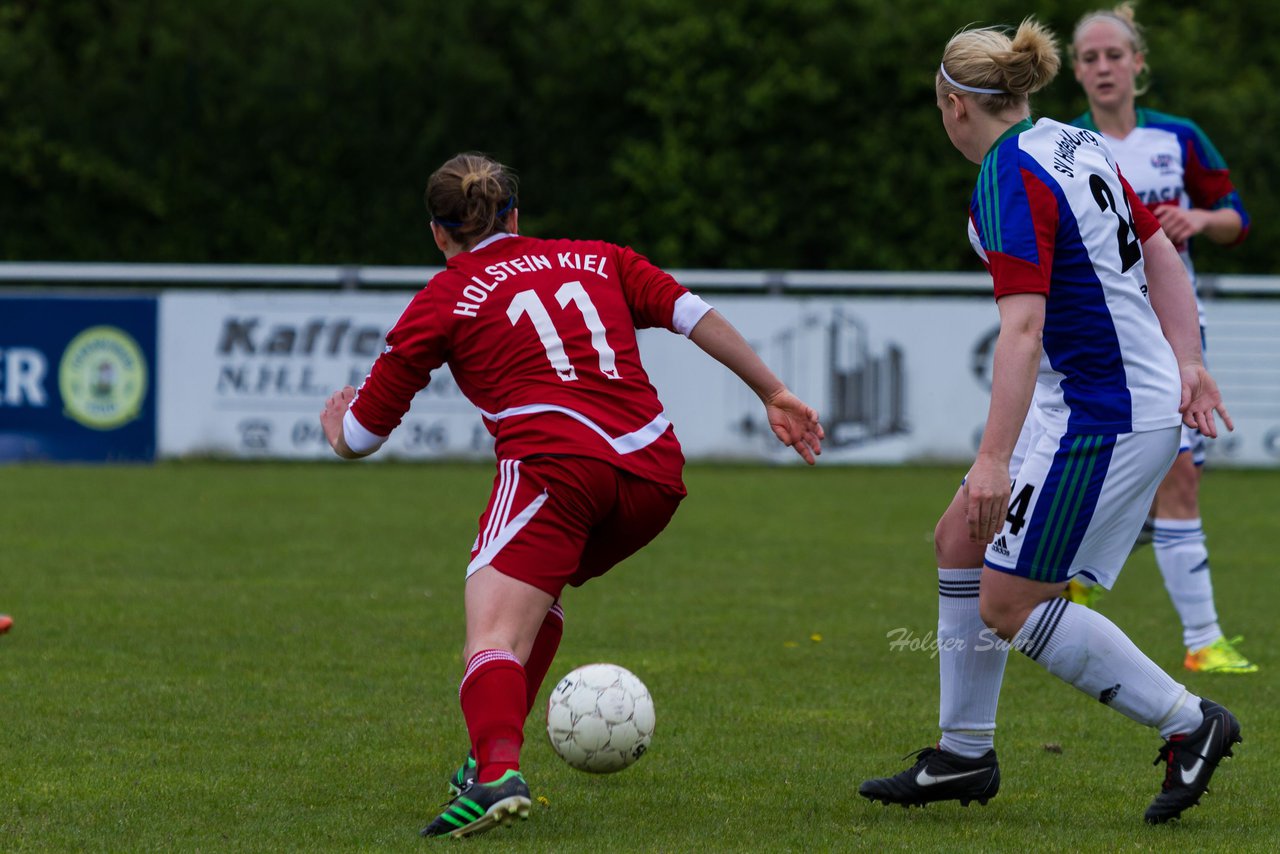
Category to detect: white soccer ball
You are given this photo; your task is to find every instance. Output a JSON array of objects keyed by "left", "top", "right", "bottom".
[{"left": 546, "top": 663, "right": 655, "bottom": 773}]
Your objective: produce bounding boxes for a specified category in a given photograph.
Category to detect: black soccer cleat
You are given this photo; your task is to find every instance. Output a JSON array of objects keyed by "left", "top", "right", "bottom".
[
  {"left": 447, "top": 752, "right": 477, "bottom": 797},
  {"left": 1145, "top": 698, "right": 1241, "bottom": 824},
  {"left": 859, "top": 746, "right": 1000, "bottom": 808},
  {"left": 421, "top": 769, "right": 531, "bottom": 838}
]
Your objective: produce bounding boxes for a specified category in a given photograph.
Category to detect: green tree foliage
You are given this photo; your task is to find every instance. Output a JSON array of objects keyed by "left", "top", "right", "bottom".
[{"left": 0, "top": 0, "right": 1273, "bottom": 272}]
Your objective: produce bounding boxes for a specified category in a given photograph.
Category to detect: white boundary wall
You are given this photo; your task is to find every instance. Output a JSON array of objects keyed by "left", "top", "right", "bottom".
[
  {"left": 156, "top": 290, "right": 1280, "bottom": 467},
  {"left": 4, "top": 262, "right": 1273, "bottom": 466}
]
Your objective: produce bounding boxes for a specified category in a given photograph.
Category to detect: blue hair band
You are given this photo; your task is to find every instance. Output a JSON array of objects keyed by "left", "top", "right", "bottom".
[{"left": 432, "top": 196, "right": 516, "bottom": 229}]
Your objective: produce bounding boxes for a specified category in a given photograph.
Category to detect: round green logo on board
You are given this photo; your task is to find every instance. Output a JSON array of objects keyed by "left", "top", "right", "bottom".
[{"left": 58, "top": 326, "right": 148, "bottom": 430}]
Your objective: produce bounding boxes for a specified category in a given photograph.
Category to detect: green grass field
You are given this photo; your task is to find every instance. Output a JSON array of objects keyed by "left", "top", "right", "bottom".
[{"left": 2, "top": 461, "right": 1277, "bottom": 852}]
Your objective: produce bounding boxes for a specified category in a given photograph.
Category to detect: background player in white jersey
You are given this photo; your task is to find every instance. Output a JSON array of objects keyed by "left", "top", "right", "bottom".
[
  {"left": 858, "top": 18, "right": 1239, "bottom": 824},
  {"left": 319, "top": 152, "right": 823, "bottom": 839},
  {"left": 1067, "top": 2, "right": 1256, "bottom": 675}
]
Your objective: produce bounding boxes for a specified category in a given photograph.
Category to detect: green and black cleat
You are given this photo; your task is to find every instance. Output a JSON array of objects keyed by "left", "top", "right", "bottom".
[
  {"left": 421, "top": 769, "right": 531, "bottom": 839},
  {"left": 447, "top": 753, "right": 476, "bottom": 797}
]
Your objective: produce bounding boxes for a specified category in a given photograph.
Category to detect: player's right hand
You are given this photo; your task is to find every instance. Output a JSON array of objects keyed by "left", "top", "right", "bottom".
[
  {"left": 320, "top": 386, "right": 357, "bottom": 452},
  {"left": 765, "top": 388, "right": 824, "bottom": 465}
]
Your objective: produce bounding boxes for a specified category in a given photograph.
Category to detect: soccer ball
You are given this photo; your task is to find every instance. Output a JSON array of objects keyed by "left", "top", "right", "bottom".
[{"left": 546, "top": 663, "right": 655, "bottom": 773}]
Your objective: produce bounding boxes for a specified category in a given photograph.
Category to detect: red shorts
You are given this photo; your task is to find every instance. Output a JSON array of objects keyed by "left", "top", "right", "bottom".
[{"left": 468, "top": 455, "right": 685, "bottom": 597}]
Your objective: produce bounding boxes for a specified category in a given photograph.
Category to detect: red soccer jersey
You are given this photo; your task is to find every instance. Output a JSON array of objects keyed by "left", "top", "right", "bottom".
[{"left": 350, "top": 234, "right": 690, "bottom": 490}]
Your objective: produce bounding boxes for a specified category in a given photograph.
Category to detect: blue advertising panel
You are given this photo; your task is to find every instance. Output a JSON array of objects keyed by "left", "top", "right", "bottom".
[{"left": 0, "top": 294, "right": 157, "bottom": 461}]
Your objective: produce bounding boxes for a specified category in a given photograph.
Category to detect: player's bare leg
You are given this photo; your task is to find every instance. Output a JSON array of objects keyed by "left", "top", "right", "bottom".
[{"left": 463, "top": 566, "right": 555, "bottom": 664}]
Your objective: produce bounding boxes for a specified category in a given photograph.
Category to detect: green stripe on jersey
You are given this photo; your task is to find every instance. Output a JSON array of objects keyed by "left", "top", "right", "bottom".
[
  {"left": 975, "top": 118, "right": 1032, "bottom": 255},
  {"left": 1028, "top": 435, "right": 1100, "bottom": 581},
  {"left": 978, "top": 150, "right": 1001, "bottom": 254},
  {"left": 1042, "top": 436, "right": 1104, "bottom": 573}
]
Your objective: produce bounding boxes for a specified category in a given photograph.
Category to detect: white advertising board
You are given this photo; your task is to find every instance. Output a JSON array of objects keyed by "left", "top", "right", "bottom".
[
  {"left": 158, "top": 292, "right": 493, "bottom": 460},
  {"left": 1195, "top": 302, "right": 1280, "bottom": 466},
  {"left": 158, "top": 291, "right": 1280, "bottom": 466},
  {"left": 639, "top": 297, "right": 1000, "bottom": 465}
]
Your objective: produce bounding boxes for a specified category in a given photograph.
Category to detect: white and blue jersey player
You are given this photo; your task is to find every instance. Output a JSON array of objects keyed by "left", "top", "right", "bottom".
[
  {"left": 1071, "top": 109, "right": 1251, "bottom": 466},
  {"left": 1067, "top": 5, "right": 1254, "bottom": 674},
  {"left": 860, "top": 20, "right": 1238, "bottom": 824},
  {"left": 969, "top": 117, "right": 1183, "bottom": 591}
]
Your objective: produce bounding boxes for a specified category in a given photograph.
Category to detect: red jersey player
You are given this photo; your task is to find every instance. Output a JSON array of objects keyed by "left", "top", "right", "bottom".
[{"left": 319, "top": 152, "right": 823, "bottom": 839}]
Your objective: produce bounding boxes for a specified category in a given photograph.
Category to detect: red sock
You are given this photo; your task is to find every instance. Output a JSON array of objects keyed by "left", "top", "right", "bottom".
[
  {"left": 523, "top": 603, "right": 564, "bottom": 717},
  {"left": 459, "top": 650, "right": 527, "bottom": 783}
]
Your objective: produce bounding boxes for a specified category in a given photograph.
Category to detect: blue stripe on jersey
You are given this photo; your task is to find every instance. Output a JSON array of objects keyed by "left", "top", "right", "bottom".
[
  {"left": 1018, "top": 432, "right": 1117, "bottom": 582},
  {"left": 1017, "top": 156, "right": 1135, "bottom": 431},
  {"left": 973, "top": 136, "right": 1039, "bottom": 264}
]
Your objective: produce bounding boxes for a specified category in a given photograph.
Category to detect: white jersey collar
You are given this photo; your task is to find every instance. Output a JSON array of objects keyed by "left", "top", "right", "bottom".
[{"left": 470, "top": 232, "right": 516, "bottom": 252}]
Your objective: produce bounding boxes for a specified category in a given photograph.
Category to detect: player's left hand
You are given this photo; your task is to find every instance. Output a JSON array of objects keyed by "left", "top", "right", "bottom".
[
  {"left": 320, "top": 386, "right": 357, "bottom": 451},
  {"left": 764, "top": 388, "right": 824, "bottom": 465},
  {"left": 1179, "top": 365, "right": 1233, "bottom": 438}
]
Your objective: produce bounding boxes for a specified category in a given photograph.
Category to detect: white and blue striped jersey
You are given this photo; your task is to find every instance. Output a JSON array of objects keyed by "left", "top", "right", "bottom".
[
  {"left": 1072, "top": 108, "right": 1250, "bottom": 280},
  {"left": 1071, "top": 108, "right": 1251, "bottom": 330},
  {"left": 967, "top": 117, "right": 1182, "bottom": 436}
]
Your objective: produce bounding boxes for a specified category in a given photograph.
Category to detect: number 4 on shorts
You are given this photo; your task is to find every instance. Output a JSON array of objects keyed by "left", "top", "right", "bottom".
[{"left": 1006, "top": 483, "right": 1034, "bottom": 536}]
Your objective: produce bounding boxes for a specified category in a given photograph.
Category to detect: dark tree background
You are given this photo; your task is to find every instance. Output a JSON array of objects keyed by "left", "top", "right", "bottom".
[{"left": 2, "top": 0, "right": 1274, "bottom": 273}]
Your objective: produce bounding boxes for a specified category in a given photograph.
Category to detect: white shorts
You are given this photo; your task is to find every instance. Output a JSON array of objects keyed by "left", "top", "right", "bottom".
[
  {"left": 985, "top": 418, "right": 1179, "bottom": 589},
  {"left": 1180, "top": 423, "right": 1206, "bottom": 467}
]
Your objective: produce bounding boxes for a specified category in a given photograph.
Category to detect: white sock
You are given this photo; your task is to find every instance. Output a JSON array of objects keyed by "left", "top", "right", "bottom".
[
  {"left": 1153, "top": 518, "right": 1221, "bottom": 650},
  {"left": 1014, "top": 599, "right": 1203, "bottom": 738},
  {"left": 937, "top": 568, "right": 1006, "bottom": 758}
]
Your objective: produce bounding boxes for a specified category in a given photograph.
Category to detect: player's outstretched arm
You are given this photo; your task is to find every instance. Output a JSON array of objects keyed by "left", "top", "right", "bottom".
[
  {"left": 1143, "top": 231, "right": 1233, "bottom": 438},
  {"left": 966, "top": 293, "right": 1043, "bottom": 544},
  {"left": 687, "top": 310, "right": 824, "bottom": 464},
  {"left": 320, "top": 386, "right": 369, "bottom": 459}
]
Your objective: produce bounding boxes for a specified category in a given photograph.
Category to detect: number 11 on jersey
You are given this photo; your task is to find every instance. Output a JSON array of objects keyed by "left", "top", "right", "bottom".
[{"left": 507, "top": 281, "right": 622, "bottom": 381}]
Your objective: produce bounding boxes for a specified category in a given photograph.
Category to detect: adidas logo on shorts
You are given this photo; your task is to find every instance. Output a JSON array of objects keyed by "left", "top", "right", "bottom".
[{"left": 990, "top": 535, "right": 1011, "bottom": 557}]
